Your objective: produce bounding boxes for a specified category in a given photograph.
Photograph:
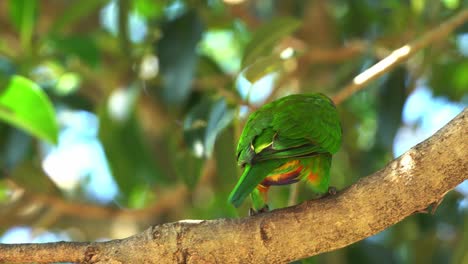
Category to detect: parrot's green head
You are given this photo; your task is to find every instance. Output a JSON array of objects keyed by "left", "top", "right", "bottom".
[{"left": 311, "top": 93, "right": 336, "bottom": 107}]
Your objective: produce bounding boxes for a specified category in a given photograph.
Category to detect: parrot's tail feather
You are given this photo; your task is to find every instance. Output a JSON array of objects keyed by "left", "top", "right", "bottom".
[
  {"left": 228, "top": 165, "right": 253, "bottom": 207},
  {"left": 228, "top": 160, "right": 283, "bottom": 207}
]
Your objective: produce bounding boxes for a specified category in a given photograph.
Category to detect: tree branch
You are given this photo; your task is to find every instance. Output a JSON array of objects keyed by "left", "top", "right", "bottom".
[
  {"left": 1, "top": 183, "right": 187, "bottom": 222},
  {"left": 332, "top": 9, "right": 468, "bottom": 105},
  {"left": 304, "top": 40, "right": 373, "bottom": 63},
  {"left": 28, "top": 185, "right": 188, "bottom": 220},
  {"left": 1, "top": 108, "right": 466, "bottom": 263}
]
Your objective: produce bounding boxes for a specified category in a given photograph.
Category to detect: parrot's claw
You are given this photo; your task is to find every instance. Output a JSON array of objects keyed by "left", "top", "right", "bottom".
[
  {"left": 249, "top": 205, "right": 270, "bottom": 216},
  {"left": 248, "top": 208, "right": 256, "bottom": 216},
  {"left": 320, "top": 186, "right": 337, "bottom": 199}
]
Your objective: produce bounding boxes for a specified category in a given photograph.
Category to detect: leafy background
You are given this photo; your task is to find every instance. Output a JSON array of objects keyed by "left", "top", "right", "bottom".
[{"left": 0, "top": 0, "right": 467, "bottom": 263}]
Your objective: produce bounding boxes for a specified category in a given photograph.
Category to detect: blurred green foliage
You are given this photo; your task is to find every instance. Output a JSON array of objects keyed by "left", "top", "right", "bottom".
[
  {"left": 0, "top": 0, "right": 466, "bottom": 263},
  {"left": 0, "top": 76, "right": 58, "bottom": 144}
]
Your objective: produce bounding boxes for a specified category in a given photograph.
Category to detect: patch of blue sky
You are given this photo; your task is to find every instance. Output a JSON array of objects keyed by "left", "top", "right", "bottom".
[
  {"left": 164, "top": 0, "right": 187, "bottom": 20},
  {"left": 237, "top": 72, "right": 276, "bottom": 105},
  {"left": 457, "top": 33, "right": 468, "bottom": 57},
  {"left": 1, "top": 227, "right": 70, "bottom": 243},
  {"left": 394, "top": 85, "right": 466, "bottom": 209},
  {"left": 42, "top": 110, "right": 118, "bottom": 203},
  {"left": 100, "top": 1, "right": 147, "bottom": 43},
  {"left": 394, "top": 85, "right": 465, "bottom": 157},
  {"left": 200, "top": 30, "right": 242, "bottom": 74}
]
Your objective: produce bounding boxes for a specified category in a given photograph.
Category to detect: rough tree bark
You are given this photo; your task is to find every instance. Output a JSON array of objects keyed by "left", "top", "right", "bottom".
[{"left": 0, "top": 108, "right": 466, "bottom": 264}]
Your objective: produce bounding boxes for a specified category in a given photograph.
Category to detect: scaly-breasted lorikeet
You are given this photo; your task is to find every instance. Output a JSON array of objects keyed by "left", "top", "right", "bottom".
[{"left": 228, "top": 93, "right": 342, "bottom": 211}]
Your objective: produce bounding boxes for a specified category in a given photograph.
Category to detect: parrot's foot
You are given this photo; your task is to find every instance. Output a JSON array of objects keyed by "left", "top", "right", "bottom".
[
  {"left": 320, "top": 186, "right": 337, "bottom": 199},
  {"left": 249, "top": 205, "right": 270, "bottom": 216}
]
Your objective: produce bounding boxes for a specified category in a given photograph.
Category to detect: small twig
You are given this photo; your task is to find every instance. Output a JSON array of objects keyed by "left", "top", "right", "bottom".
[
  {"left": 278, "top": 37, "right": 372, "bottom": 64},
  {"left": 332, "top": 9, "right": 468, "bottom": 105},
  {"left": 305, "top": 41, "right": 369, "bottom": 63}
]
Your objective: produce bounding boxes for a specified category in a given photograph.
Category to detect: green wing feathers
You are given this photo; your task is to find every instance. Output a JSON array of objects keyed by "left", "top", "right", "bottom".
[
  {"left": 237, "top": 93, "right": 341, "bottom": 165},
  {"left": 271, "top": 94, "right": 341, "bottom": 154}
]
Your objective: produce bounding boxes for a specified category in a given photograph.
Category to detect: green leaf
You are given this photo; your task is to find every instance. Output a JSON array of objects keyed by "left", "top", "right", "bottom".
[
  {"left": 98, "top": 87, "right": 166, "bottom": 198},
  {"left": 50, "top": 35, "right": 100, "bottom": 67},
  {"left": 359, "top": 67, "right": 407, "bottom": 175},
  {"left": 0, "top": 76, "right": 58, "bottom": 144},
  {"left": 179, "top": 96, "right": 234, "bottom": 188},
  {"left": 157, "top": 11, "right": 204, "bottom": 104},
  {"left": 205, "top": 99, "right": 235, "bottom": 155},
  {"left": 127, "top": 184, "right": 156, "bottom": 209},
  {"left": 454, "top": 214, "right": 468, "bottom": 263},
  {"left": 0, "top": 128, "right": 33, "bottom": 170},
  {"left": 238, "top": 55, "right": 285, "bottom": 84},
  {"left": 347, "top": 241, "right": 398, "bottom": 264},
  {"left": 442, "top": 0, "right": 460, "bottom": 9},
  {"left": 0, "top": 180, "right": 9, "bottom": 202},
  {"left": 197, "top": 55, "right": 225, "bottom": 77},
  {"left": 177, "top": 98, "right": 235, "bottom": 188},
  {"left": 241, "top": 17, "right": 300, "bottom": 68},
  {"left": 214, "top": 126, "right": 238, "bottom": 190},
  {"left": 430, "top": 58, "right": 468, "bottom": 101},
  {"left": 133, "top": 0, "right": 164, "bottom": 19},
  {"left": 173, "top": 147, "right": 204, "bottom": 189},
  {"left": 376, "top": 67, "right": 406, "bottom": 148},
  {"left": 0, "top": 57, "right": 16, "bottom": 85},
  {"left": 183, "top": 97, "right": 235, "bottom": 158},
  {"left": 235, "top": 55, "right": 285, "bottom": 103},
  {"left": 8, "top": 0, "right": 38, "bottom": 50}
]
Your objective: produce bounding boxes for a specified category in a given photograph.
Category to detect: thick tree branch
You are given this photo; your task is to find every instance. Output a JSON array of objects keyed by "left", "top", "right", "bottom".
[
  {"left": 332, "top": 9, "right": 468, "bottom": 104},
  {"left": 1, "top": 108, "right": 466, "bottom": 264}
]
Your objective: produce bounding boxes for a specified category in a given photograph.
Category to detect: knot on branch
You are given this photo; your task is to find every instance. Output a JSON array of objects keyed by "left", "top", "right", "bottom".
[
  {"left": 259, "top": 219, "right": 275, "bottom": 248},
  {"left": 83, "top": 245, "right": 99, "bottom": 263}
]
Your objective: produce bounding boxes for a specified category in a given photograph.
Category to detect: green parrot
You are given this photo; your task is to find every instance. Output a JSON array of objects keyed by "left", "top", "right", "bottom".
[{"left": 228, "top": 93, "right": 342, "bottom": 212}]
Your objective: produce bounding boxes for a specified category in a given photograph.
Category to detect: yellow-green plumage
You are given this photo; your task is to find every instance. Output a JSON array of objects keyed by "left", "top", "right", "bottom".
[{"left": 228, "top": 93, "right": 342, "bottom": 209}]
